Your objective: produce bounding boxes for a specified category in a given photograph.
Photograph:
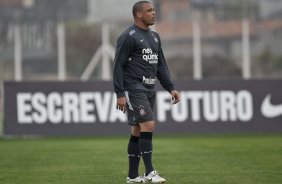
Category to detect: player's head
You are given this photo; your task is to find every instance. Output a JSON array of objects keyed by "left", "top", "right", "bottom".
[{"left": 132, "top": 1, "right": 156, "bottom": 26}]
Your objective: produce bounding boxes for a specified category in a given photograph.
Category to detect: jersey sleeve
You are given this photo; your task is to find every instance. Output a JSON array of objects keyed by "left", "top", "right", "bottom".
[
  {"left": 113, "top": 35, "right": 132, "bottom": 98},
  {"left": 156, "top": 35, "right": 175, "bottom": 92}
]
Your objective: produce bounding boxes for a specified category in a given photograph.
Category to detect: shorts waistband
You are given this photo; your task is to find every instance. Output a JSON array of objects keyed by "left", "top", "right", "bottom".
[{"left": 125, "top": 83, "right": 154, "bottom": 91}]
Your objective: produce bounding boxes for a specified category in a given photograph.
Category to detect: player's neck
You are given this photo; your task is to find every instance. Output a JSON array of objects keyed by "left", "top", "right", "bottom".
[{"left": 134, "top": 21, "right": 150, "bottom": 31}]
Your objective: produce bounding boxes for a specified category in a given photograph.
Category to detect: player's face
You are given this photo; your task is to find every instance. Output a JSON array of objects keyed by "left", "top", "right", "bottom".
[{"left": 140, "top": 3, "right": 156, "bottom": 26}]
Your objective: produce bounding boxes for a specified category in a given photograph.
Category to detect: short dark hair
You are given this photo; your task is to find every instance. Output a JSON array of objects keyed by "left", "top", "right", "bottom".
[{"left": 132, "top": 1, "right": 151, "bottom": 18}]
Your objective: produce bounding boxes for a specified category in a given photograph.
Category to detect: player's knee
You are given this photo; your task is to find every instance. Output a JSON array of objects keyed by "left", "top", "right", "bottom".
[
  {"left": 131, "top": 125, "right": 141, "bottom": 136},
  {"left": 140, "top": 121, "right": 155, "bottom": 132}
]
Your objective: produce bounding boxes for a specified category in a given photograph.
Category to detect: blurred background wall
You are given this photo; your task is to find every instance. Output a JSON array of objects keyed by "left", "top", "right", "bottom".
[{"left": 0, "top": 0, "right": 282, "bottom": 82}]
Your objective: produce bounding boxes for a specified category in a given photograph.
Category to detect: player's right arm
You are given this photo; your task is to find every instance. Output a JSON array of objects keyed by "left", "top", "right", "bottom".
[{"left": 113, "top": 35, "right": 132, "bottom": 112}]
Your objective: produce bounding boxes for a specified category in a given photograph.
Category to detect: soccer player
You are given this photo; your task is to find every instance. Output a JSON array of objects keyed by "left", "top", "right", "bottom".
[{"left": 113, "top": 1, "right": 180, "bottom": 183}]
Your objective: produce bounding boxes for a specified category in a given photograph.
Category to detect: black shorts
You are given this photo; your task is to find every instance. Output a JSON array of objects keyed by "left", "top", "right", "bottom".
[{"left": 125, "top": 90, "right": 156, "bottom": 125}]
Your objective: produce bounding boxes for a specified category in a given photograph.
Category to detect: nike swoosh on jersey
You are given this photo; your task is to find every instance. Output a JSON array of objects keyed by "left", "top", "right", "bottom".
[
  {"left": 140, "top": 39, "right": 144, "bottom": 42},
  {"left": 261, "top": 94, "right": 282, "bottom": 118}
]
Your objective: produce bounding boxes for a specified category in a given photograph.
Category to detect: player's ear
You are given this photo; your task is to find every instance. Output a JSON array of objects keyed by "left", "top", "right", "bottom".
[{"left": 137, "top": 12, "right": 142, "bottom": 18}]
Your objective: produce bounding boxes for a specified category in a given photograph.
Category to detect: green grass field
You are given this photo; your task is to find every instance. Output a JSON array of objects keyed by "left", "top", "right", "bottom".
[{"left": 0, "top": 134, "right": 282, "bottom": 184}]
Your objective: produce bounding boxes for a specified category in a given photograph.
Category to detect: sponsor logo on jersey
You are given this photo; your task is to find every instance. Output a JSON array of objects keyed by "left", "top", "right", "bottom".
[
  {"left": 129, "top": 30, "right": 135, "bottom": 36},
  {"left": 142, "top": 76, "right": 156, "bottom": 85},
  {"left": 142, "top": 48, "right": 158, "bottom": 64}
]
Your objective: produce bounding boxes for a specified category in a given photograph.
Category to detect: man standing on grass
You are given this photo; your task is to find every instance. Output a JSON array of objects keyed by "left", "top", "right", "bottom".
[{"left": 113, "top": 1, "right": 180, "bottom": 183}]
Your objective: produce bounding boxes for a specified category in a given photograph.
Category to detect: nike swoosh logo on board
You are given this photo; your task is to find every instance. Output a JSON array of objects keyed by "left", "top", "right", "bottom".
[{"left": 261, "top": 94, "right": 282, "bottom": 118}]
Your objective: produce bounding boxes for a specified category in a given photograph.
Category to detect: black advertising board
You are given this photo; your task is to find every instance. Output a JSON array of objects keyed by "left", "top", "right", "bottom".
[{"left": 3, "top": 80, "right": 282, "bottom": 136}]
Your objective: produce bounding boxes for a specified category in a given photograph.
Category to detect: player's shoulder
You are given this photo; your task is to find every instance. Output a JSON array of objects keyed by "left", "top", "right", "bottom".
[
  {"left": 151, "top": 29, "right": 159, "bottom": 35},
  {"left": 116, "top": 25, "right": 136, "bottom": 43},
  {"left": 120, "top": 25, "right": 138, "bottom": 37},
  {"left": 117, "top": 27, "right": 132, "bottom": 42},
  {"left": 151, "top": 30, "right": 160, "bottom": 38}
]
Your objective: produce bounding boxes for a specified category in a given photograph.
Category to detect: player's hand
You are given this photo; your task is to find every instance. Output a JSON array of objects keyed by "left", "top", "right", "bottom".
[
  {"left": 116, "top": 97, "right": 126, "bottom": 113},
  {"left": 170, "top": 90, "right": 180, "bottom": 104}
]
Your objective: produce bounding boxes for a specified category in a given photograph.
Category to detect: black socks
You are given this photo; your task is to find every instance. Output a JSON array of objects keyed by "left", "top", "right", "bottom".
[
  {"left": 127, "top": 135, "right": 141, "bottom": 179},
  {"left": 139, "top": 132, "right": 154, "bottom": 176},
  {"left": 127, "top": 132, "right": 154, "bottom": 178}
]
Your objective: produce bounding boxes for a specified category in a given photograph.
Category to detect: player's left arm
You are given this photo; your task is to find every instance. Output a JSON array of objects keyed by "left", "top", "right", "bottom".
[{"left": 156, "top": 34, "right": 180, "bottom": 104}]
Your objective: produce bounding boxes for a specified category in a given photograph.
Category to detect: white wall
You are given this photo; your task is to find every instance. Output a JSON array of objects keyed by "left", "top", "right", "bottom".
[
  {"left": 260, "top": 0, "right": 282, "bottom": 18},
  {"left": 87, "top": 0, "right": 145, "bottom": 22}
]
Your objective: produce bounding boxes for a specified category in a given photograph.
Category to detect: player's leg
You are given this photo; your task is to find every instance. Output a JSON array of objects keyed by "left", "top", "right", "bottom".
[
  {"left": 127, "top": 127, "right": 145, "bottom": 183},
  {"left": 127, "top": 125, "right": 141, "bottom": 179},
  {"left": 140, "top": 91, "right": 166, "bottom": 183},
  {"left": 126, "top": 91, "right": 155, "bottom": 176},
  {"left": 140, "top": 91, "right": 156, "bottom": 176},
  {"left": 140, "top": 122, "right": 166, "bottom": 183},
  {"left": 139, "top": 121, "right": 154, "bottom": 175},
  {"left": 125, "top": 91, "right": 145, "bottom": 183},
  {"left": 125, "top": 90, "right": 165, "bottom": 183}
]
